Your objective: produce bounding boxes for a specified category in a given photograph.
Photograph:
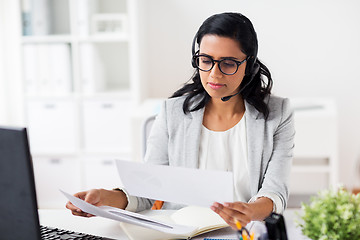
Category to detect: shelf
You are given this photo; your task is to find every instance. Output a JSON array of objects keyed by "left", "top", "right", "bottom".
[
  {"left": 22, "top": 34, "right": 130, "bottom": 44},
  {"left": 26, "top": 90, "right": 133, "bottom": 100},
  {"left": 80, "top": 150, "right": 132, "bottom": 156},
  {"left": 78, "top": 34, "right": 130, "bottom": 43},
  {"left": 31, "top": 151, "right": 131, "bottom": 158},
  {"left": 22, "top": 35, "right": 73, "bottom": 43},
  {"left": 31, "top": 153, "right": 79, "bottom": 158},
  {"left": 292, "top": 165, "right": 331, "bottom": 173},
  {"left": 25, "top": 93, "right": 79, "bottom": 100},
  {"left": 82, "top": 90, "right": 131, "bottom": 100}
]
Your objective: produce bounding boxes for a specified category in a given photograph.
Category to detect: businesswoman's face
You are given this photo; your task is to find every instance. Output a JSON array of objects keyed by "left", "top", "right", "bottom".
[{"left": 198, "top": 34, "right": 247, "bottom": 100}]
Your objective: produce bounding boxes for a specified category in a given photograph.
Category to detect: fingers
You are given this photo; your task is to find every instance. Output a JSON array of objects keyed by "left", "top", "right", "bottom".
[
  {"left": 211, "top": 204, "right": 238, "bottom": 229},
  {"left": 224, "top": 202, "right": 251, "bottom": 226},
  {"left": 211, "top": 202, "right": 251, "bottom": 229},
  {"left": 65, "top": 201, "right": 89, "bottom": 217},
  {"left": 83, "top": 189, "right": 101, "bottom": 206},
  {"left": 65, "top": 189, "right": 101, "bottom": 218},
  {"left": 73, "top": 191, "right": 90, "bottom": 201}
]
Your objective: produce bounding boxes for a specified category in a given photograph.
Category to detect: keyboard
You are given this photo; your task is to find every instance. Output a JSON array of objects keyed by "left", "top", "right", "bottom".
[{"left": 40, "top": 225, "right": 115, "bottom": 240}]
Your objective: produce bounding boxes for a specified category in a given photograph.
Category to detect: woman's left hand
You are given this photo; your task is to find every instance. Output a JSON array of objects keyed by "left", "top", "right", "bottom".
[
  {"left": 211, "top": 197, "right": 273, "bottom": 230},
  {"left": 211, "top": 201, "right": 253, "bottom": 229}
]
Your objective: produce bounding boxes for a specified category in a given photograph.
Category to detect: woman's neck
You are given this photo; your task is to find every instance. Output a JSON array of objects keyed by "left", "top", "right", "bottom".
[
  {"left": 203, "top": 95, "right": 245, "bottom": 131},
  {"left": 206, "top": 95, "right": 245, "bottom": 117}
]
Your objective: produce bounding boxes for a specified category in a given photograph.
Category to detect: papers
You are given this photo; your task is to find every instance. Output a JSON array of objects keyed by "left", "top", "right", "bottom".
[
  {"left": 115, "top": 160, "right": 234, "bottom": 207},
  {"left": 60, "top": 190, "right": 196, "bottom": 235},
  {"left": 61, "top": 161, "right": 234, "bottom": 238}
]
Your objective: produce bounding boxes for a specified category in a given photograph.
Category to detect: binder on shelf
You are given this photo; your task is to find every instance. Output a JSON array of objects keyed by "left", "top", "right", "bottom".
[
  {"left": 91, "top": 13, "right": 128, "bottom": 35},
  {"left": 37, "top": 44, "right": 51, "bottom": 94},
  {"left": 21, "top": 0, "right": 32, "bottom": 35},
  {"left": 31, "top": 0, "right": 50, "bottom": 35},
  {"left": 76, "top": 0, "right": 97, "bottom": 36},
  {"left": 22, "top": 44, "right": 38, "bottom": 94},
  {"left": 22, "top": 44, "right": 72, "bottom": 95},
  {"left": 79, "top": 43, "right": 105, "bottom": 93},
  {"left": 48, "top": 44, "right": 72, "bottom": 94}
]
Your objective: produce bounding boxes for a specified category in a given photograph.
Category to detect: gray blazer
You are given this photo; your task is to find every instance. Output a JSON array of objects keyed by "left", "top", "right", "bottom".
[{"left": 135, "top": 95, "right": 295, "bottom": 212}]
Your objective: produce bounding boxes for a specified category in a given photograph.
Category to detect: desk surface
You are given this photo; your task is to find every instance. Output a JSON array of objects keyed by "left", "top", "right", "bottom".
[
  {"left": 39, "top": 208, "right": 309, "bottom": 240},
  {"left": 38, "top": 209, "right": 128, "bottom": 239}
]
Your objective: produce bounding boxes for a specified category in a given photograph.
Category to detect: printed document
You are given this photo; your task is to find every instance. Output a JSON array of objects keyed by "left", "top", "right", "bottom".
[{"left": 115, "top": 160, "right": 234, "bottom": 207}]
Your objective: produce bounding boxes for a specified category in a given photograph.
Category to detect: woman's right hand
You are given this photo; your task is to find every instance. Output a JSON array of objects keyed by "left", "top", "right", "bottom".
[{"left": 65, "top": 188, "right": 128, "bottom": 217}]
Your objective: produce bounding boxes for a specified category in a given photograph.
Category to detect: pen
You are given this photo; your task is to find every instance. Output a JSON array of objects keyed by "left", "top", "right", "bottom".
[
  {"left": 242, "top": 231, "right": 248, "bottom": 240},
  {"left": 250, "top": 232, "right": 254, "bottom": 240},
  {"left": 235, "top": 220, "right": 244, "bottom": 240},
  {"left": 235, "top": 220, "right": 242, "bottom": 231},
  {"left": 235, "top": 220, "right": 254, "bottom": 240}
]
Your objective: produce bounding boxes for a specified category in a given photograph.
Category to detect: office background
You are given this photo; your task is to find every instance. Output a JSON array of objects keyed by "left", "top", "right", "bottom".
[{"left": 0, "top": 0, "right": 360, "bottom": 207}]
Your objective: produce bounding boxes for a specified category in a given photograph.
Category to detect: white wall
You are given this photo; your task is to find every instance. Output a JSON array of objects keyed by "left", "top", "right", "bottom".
[
  {"left": 0, "top": 0, "right": 8, "bottom": 123},
  {"left": 136, "top": 0, "right": 360, "bottom": 189},
  {"left": 0, "top": 0, "right": 24, "bottom": 126}
]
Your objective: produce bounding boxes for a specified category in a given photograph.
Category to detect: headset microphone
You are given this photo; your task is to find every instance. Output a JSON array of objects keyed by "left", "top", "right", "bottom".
[
  {"left": 221, "top": 90, "right": 242, "bottom": 102},
  {"left": 221, "top": 62, "right": 260, "bottom": 102}
]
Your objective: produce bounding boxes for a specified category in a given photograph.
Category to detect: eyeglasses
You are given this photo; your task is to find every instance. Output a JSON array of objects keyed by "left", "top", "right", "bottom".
[{"left": 193, "top": 54, "right": 247, "bottom": 75}]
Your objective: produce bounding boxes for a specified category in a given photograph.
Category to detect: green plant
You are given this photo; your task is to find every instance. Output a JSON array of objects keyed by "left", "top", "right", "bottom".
[{"left": 296, "top": 188, "right": 360, "bottom": 240}]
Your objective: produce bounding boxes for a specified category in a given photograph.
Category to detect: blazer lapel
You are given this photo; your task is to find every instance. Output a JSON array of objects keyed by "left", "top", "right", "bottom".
[{"left": 245, "top": 101, "right": 265, "bottom": 196}]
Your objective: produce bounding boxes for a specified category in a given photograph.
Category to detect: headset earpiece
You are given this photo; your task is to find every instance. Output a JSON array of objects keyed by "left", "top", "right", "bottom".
[
  {"left": 191, "top": 34, "right": 198, "bottom": 68},
  {"left": 191, "top": 56, "right": 196, "bottom": 68},
  {"left": 191, "top": 33, "right": 197, "bottom": 56},
  {"left": 191, "top": 51, "right": 199, "bottom": 68},
  {"left": 245, "top": 56, "right": 259, "bottom": 76},
  {"left": 251, "top": 61, "right": 260, "bottom": 77}
]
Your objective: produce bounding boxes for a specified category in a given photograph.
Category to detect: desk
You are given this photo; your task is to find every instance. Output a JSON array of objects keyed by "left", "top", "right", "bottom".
[
  {"left": 283, "top": 209, "right": 310, "bottom": 240},
  {"left": 38, "top": 209, "right": 129, "bottom": 239},
  {"left": 39, "top": 208, "right": 309, "bottom": 240}
]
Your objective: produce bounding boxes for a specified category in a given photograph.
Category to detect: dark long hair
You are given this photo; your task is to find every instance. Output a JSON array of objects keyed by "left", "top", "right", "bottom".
[{"left": 171, "top": 12, "right": 273, "bottom": 119}]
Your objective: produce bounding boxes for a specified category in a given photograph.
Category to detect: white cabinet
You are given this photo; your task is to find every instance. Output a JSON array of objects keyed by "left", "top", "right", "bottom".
[
  {"left": 83, "top": 155, "right": 128, "bottom": 190},
  {"left": 20, "top": 0, "right": 139, "bottom": 208},
  {"left": 288, "top": 99, "right": 338, "bottom": 206},
  {"left": 26, "top": 99, "right": 78, "bottom": 154},
  {"left": 32, "top": 157, "right": 82, "bottom": 208},
  {"left": 82, "top": 98, "right": 133, "bottom": 153}
]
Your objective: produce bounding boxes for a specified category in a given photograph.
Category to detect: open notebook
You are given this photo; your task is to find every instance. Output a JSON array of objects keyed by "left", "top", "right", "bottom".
[{"left": 120, "top": 206, "right": 229, "bottom": 240}]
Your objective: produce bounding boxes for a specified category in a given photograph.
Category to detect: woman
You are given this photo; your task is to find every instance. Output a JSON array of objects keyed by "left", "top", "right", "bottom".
[{"left": 66, "top": 12, "right": 295, "bottom": 229}]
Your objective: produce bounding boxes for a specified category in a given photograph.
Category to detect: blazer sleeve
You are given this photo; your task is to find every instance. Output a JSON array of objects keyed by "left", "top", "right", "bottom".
[{"left": 252, "top": 98, "right": 295, "bottom": 212}]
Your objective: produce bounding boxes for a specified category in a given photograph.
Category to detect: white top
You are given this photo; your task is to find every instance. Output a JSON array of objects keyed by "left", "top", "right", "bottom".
[
  {"left": 199, "top": 116, "right": 282, "bottom": 213},
  {"left": 199, "top": 116, "right": 252, "bottom": 202}
]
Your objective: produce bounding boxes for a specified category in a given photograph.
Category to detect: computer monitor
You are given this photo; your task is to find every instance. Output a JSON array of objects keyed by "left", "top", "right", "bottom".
[{"left": 0, "top": 126, "right": 41, "bottom": 239}]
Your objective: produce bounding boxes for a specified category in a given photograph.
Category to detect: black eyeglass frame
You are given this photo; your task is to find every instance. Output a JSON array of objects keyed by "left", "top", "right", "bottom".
[{"left": 193, "top": 54, "right": 248, "bottom": 75}]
